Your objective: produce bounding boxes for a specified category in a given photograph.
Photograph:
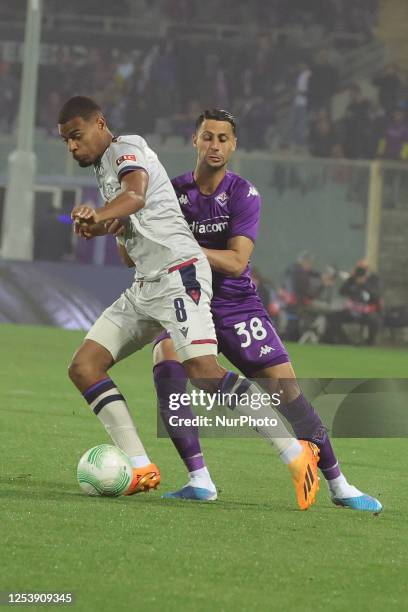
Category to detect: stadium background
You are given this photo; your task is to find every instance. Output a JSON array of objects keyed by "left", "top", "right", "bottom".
[
  {"left": 0, "top": 2, "right": 407, "bottom": 611},
  {"left": 1, "top": 0, "right": 408, "bottom": 331}
]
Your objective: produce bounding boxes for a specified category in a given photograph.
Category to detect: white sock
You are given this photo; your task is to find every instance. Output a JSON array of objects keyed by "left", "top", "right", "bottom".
[
  {"left": 86, "top": 380, "right": 148, "bottom": 458},
  {"left": 279, "top": 439, "right": 304, "bottom": 465},
  {"left": 130, "top": 454, "right": 151, "bottom": 468},
  {"left": 327, "top": 473, "right": 362, "bottom": 498},
  {"left": 188, "top": 466, "right": 215, "bottom": 490},
  {"left": 224, "top": 375, "right": 303, "bottom": 462}
]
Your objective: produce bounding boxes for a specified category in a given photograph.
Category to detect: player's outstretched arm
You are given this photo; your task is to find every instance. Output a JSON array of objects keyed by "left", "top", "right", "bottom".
[{"left": 202, "top": 235, "right": 254, "bottom": 278}]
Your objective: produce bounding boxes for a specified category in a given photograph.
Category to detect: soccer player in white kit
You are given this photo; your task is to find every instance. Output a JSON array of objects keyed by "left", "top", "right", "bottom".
[{"left": 58, "top": 96, "right": 319, "bottom": 507}]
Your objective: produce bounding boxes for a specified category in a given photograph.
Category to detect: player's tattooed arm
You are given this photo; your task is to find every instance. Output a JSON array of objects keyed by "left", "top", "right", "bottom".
[
  {"left": 202, "top": 235, "right": 254, "bottom": 277},
  {"left": 72, "top": 169, "right": 148, "bottom": 225}
]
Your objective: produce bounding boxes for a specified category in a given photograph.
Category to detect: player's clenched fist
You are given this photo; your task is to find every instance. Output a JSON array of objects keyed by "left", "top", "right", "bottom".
[
  {"left": 74, "top": 221, "right": 94, "bottom": 239},
  {"left": 71, "top": 205, "right": 101, "bottom": 225}
]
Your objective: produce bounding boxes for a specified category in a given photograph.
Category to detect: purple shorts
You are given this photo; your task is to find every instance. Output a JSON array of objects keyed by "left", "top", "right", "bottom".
[{"left": 153, "top": 305, "right": 289, "bottom": 377}]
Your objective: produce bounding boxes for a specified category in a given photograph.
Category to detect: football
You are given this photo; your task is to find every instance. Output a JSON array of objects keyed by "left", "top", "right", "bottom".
[{"left": 77, "top": 444, "right": 133, "bottom": 497}]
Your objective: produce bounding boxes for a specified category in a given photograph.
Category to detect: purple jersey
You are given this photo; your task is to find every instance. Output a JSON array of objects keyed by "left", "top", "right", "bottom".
[
  {"left": 161, "top": 170, "right": 289, "bottom": 374},
  {"left": 171, "top": 171, "right": 265, "bottom": 321}
]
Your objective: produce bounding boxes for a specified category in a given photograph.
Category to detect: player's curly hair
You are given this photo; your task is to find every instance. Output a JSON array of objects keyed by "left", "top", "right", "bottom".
[
  {"left": 195, "top": 109, "right": 237, "bottom": 134},
  {"left": 58, "top": 96, "right": 102, "bottom": 124}
]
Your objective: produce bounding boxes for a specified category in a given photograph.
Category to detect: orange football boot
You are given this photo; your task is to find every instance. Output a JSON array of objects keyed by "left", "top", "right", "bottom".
[
  {"left": 288, "top": 441, "right": 320, "bottom": 510},
  {"left": 125, "top": 463, "right": 161, "bottom": 495}
]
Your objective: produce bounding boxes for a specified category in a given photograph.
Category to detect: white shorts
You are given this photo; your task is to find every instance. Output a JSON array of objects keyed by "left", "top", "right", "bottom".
[{"left": 86, "top": 257, "right": 217, "bottom": 363}]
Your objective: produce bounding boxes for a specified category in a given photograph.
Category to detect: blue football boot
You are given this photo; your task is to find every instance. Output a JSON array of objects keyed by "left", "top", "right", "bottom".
[
  {"left": 162, "top": 485, "right": 217, "bottom": 501},
  {"left": 331, "top": 493, "right": 382, "bottom": 514}
]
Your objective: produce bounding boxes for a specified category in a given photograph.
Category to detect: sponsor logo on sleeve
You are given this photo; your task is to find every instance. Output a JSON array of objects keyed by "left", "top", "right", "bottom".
[
  {"left": 116, "top": 154, "right": 137, "bottom": 166},
  {"left": 247, "top": 185, "right": 259, "bottom": 197}
]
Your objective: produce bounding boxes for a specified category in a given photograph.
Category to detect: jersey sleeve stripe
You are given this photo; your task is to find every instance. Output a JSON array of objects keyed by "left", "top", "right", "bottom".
[{"left": 118, "top": 165, "right": 149, "bottom": 180}]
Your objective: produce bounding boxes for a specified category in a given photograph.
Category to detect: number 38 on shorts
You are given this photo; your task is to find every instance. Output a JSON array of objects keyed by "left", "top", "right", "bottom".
[
  {"left": 215, "top": 313, "right": 288, "bottom": 373},
  {"left": 233, "top": 317, "right": 268, "bottom": 347}
]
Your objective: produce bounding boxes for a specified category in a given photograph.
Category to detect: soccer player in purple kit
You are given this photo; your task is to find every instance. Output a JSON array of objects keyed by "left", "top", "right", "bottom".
[{"left": 153, "top": 109, "right": 382, "bottom": 513}]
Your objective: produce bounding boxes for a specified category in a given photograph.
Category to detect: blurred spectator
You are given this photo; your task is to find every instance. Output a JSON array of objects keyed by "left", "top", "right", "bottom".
[
  {"left": 326, "top": 260, "right": 383, "bottom": 345},
  {"left": 171, "top": 99, "right": 202, "bottom": 142},
  {"left": 82, "top": 48, "right": 113, "bottom": 99},
  {"left": 238, "top": 96, "right": 273, "bottom": 151},
  {"left": 290, "top": 62, "right": 311, "bottom": 147},
  {"left": 124, "top": 66, "right": 156, "bottom": 134},
  {"left": 0, "top": 1, "right": 380, "bottom": 148},
  {"left": 369, "top": 102, "right": 387, "bottom": 157},
  {"left": 252, "top": 35, "right": 275, "bottom": 99},
  {"left": 250, "top": 267, "right": 281, "bottom": 326},
  {"left": 114, "top": 50, "right": 138, "bottom": 90},
  {"left": 39, "top": 91, "right": 63, "bottom": 137},
  {"left": 316, "top": 265, "right": 337, "bottom": 306},
  {"left": 298, "top": 265, "right": 339, "bottom": 344},
  {"left": 107, "top": 96, "right": 128, "bottom": 135},
  {"left": 214, "top": 66, "right": 230, "bottom": 109},
  {"left": 140, "top": 44, "right": 160, "bottom": 95},
  {"left": 309, "top": 109, "right": 339, "bottom": 157},
  {"left": 377, "top": 103, "right": 408, "bottom": 161},
  {"left": 280, "top": 252, "right": 322, "bottom": 340},
  {"left": 0, "top": 61, "right": 19, "bottom": 134},
  {"left": 341, "top": 84, "right": 372, "bottom": 159},
  {"left": 151, "top": 41, "right": 179, "bottom": 115},
  {"left": 199, "top": 53, "right": 233, "bottom": 113},
  {"left": 308, "top": 48, "right": 339, "bottom": 116},
  {"left": 373, "top": 64, "right": 401, "bottom": 118},
  {"left": 268, "top": 33, "right": 298, "bottom": 90}
]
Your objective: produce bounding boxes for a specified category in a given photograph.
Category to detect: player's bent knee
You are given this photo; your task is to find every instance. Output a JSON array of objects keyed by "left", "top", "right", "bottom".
[
  {"left": 68, "top": 357, "right": 98, "bottom": 388},
  {"left": 68, "top": 341, "right": 113, "bottom": 390}
]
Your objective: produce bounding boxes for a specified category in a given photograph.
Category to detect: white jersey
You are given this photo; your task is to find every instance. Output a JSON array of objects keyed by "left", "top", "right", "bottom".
[{"left": 94, "top": 134, "right": 203, "bottom": 280}]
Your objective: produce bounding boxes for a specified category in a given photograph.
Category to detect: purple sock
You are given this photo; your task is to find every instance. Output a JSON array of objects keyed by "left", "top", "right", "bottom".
[
  {"left": 153, "top": 360, "right": 205, "bottom": 473},
  {"left": 279, "top": 393, "right": 341, "bottom": 480}
]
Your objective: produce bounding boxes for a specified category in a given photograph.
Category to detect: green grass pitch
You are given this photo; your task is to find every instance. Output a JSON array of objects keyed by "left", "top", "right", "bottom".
[{"left": 0, "top": 324, "right": 407, "bottom": 611}]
